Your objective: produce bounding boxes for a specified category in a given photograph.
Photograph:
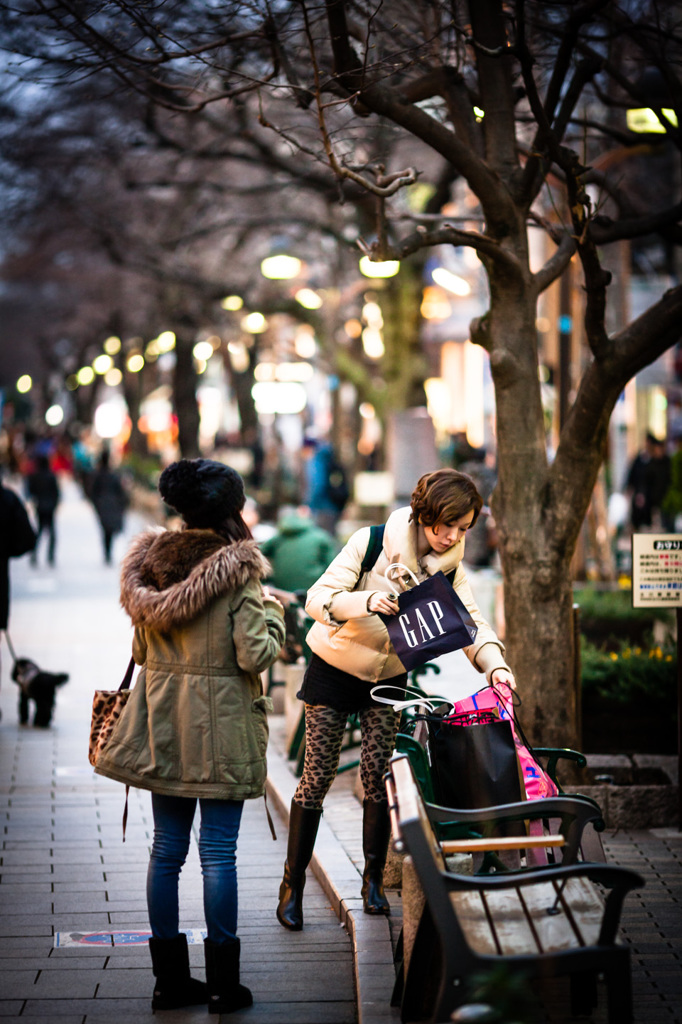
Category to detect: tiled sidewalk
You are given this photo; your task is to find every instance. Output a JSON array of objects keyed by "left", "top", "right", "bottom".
[{"left": 0, "top": 697, "right": 357, "bottom": 1024}]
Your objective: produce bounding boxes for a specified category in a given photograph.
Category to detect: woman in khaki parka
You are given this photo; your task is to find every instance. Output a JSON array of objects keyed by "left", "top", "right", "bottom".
[{"left": 95, "top": 459, "right": 285, "bottom": 1015}]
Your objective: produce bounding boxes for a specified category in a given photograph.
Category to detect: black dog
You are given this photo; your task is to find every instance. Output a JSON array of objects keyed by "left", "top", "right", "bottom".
[{"left": 12, "top": 658, "right": 69, "bottom": 727}]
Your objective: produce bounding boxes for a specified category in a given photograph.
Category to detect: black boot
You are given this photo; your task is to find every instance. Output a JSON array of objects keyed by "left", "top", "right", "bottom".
[
  {"left": 361, "top": 799, "right": 392, "bottom": 915},
  {"left": 149, "top": 933, "right": 207, "bottom": 1011},
  {"left": 204, "top": 937, "right": 252, "bottom": 1015},
  {"left": 276, "top": 802, "right": 323, "bottom": 931}
]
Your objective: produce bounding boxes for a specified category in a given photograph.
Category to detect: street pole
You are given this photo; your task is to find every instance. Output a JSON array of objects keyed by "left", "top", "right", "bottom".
[{"left": 678, "top": 607, "right": 681, "bottom": 831}]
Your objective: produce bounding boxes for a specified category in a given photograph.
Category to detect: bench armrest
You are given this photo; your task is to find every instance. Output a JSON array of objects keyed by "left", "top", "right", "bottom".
[
  {"left": 533, "top": 746, "right": 587, "bottom": 783},
  {"left": 441, "top": 834, "right": 565, "bottom": 854},
  {"left": 426, "top": 794, "right": 603, "bottom": 864}
]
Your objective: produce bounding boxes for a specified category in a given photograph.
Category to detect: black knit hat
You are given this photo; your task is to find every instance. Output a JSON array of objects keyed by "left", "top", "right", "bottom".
[{"left": 159, "top": 458, "right": 245, "bottom": 527}]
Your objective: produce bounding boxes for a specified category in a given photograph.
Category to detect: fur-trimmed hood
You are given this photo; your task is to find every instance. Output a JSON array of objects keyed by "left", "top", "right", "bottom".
[{"left": 120, "top": 527, "right": 271, "bottom": 631}]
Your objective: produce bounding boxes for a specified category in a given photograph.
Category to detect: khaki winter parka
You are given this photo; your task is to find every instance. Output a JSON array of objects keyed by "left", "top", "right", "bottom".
[
  {"left": 94, "top": 527, "right": 286, "bottom": 800},
  {"left": 305, "top": 506, "right": 509, "bottom": 683}
]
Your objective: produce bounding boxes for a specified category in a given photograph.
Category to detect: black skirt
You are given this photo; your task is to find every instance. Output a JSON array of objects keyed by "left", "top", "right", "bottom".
[{"left": 297, "top": 652, "right": 408, "bottom": 714}]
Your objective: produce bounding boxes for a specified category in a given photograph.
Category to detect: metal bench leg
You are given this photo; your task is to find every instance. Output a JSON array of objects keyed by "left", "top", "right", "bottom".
[
  {"left": 390, "top": 928, "right": 404, "bottom": 1007},
  {"left": 605, "top": 953, "right": 633, "bottom": 1024},
  {"left": 400, "top": 906, "right": 449, "bottom": 1024},
  {"left": 570, "top": 971, "right": 598, "bottom": 1015}
]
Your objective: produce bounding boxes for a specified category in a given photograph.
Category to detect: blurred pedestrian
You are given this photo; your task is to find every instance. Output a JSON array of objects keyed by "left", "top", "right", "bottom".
[
  {"left": 242, "top": 496, "right": 276, "bottom": 544},
  {"left": 94, "top": 458, "right": 285, "bottom": 1013},
  {"left": 90, "top": 450, "right": 129, "bottom": 564},
  {"left": 261, "top": 506, "right": 339, "bottom": 594},
  {"left": 0, "top": 474, "right": 36, "bottom": 707},
  {"left": 51, "top": 434, "right": 74, "bottom": 475},
  {"left": 459, "top": 448, "right": 498, "bottom": 568},
  {"left": 276, "top": 469, "right": 515, "bottom": 931},
  {"left": 662, "top": 429, "right": 682, "bottom": 532},
  {"left": 261, "top": 506, "right": 339, "bottom": 662},
  {"left": 625, "top": 432, "right": 671, "bottom": 531},
  {"left": 71, "top": 428, "right": 95, "bottom": 496},
  {"left": 25, "top": 455, "right": 60, "bottom": 567},
  {"left": 301, "top": 437, "right": 349, "bottom": 536}
]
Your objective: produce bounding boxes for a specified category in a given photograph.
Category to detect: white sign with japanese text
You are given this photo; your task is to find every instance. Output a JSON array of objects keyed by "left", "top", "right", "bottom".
[{"left": 632, "top": 534, "right": 682, "bottom": 608}]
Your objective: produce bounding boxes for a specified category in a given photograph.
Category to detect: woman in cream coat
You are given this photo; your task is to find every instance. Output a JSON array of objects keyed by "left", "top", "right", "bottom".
[{"left": 276, "top": 468, "right": 515, "bottom": 930}]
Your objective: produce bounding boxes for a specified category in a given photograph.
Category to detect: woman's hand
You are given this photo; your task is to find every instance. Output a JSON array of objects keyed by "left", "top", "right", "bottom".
[
  {"left": 367, "top": 591, "right": 401, "bottom": 616},
  {"left": 262, "top": 586, "right": 284, "bottom": 611},
  {"left": 491, "top": 667, "right": 517, "bottom": 690}
]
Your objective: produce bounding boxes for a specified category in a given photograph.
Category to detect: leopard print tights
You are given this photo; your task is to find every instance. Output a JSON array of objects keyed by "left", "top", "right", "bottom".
[{"left": 293, "top": 704, "right": 400, "bottom": 808}]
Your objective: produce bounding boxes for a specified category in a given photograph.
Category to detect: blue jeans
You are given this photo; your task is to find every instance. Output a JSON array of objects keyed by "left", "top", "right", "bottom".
[{"left": 147, "top": 793, "right": 244, "bottom": 943}]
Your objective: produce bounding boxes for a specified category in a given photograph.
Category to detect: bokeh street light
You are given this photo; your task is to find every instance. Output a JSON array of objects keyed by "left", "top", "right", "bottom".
[
  {"left": 103, "top": 336, "right": 121, "bottom": 355},
  {"left": 242, "top": 312, "right": 268, "bottom": 334},
  {"left": 359, "top": 256, "right": 400, "bottom": 278},
  {"left": 126, "top": 353, "right": 145, "bottom": 373},
  {"left": 295, "top": 288, "right": 323, "bottom": 309},
  {"left": 45, "top": 404, "right": 64, "bottom": 427},
  {"left": 93, "top": 354, "right": 114, "bottom": 374},
  {"left": 431, "top": 267, "right": 471, "bottom": 296},
  {"left": 261, "top": 254, "right": 302, "bottom": 280}
]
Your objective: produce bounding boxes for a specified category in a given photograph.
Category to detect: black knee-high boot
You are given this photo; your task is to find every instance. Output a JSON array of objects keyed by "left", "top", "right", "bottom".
[
  {"left": 149, "top": 933, "right": 207, "bottom": 1011},
  {"left": 276, "top": 801, "right": 323, "bottom": 931},
  {"left": 361, "top": 799, "right": 392, "bottom": 915},
  {"left": 204, "top": 937, "right": 252, "bottom": 1015}
]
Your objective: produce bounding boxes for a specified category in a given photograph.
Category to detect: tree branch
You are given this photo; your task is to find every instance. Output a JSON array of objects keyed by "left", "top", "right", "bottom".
[
  {"left": 532, "top": 231, "right": 577, "bottom": 295},
  {"left": 549, "top": 282, "right": 682, "bottom": 553},
  {"left": 323, "top": 0, "right": 516, "bottom": 232},
  {"left": 357, "top": 223, "right": 524, "bottom": 280},
  {"left": 590, "top": 201, "right": 682, "bottom": 245}
]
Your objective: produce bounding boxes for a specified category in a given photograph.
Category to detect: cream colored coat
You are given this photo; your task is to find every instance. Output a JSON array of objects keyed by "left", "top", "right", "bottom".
[{"left": 305, "top": 506, "right": 509, "bottom": 683}]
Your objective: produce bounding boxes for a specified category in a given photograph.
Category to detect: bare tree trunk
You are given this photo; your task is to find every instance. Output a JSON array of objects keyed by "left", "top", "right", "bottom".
[
  {"left": 173, "top": 326, "right": 200, "bottom": 458},
  {"left": 481, "top": 248, "right": 583, "bottom": 747},
  {"left": 502, "top": 554, "right": 579, "bottom": 749},
  {"left": 122, "top": 368, "right": 146, "bottom": 457}
]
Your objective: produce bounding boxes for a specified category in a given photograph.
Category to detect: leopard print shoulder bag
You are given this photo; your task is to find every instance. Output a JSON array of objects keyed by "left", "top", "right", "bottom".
[{"left": 88, "top": 657, "right": 136, "bottom": 768}]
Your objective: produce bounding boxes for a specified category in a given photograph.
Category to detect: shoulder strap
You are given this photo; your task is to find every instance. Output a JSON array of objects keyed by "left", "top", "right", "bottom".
[
  {"left": 120, "top": 657, "right": 136, "bottom": 691},
  {"left": 360, "top": 524, "right": 385, "bottom": 575},
  {"left": 357, "top": 524, "right": 455, "bottom": 581}
]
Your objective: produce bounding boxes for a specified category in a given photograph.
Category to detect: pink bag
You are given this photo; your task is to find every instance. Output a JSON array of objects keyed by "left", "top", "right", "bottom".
[{"left": 449, "top": 682, "right": 558, "bottom": 801}]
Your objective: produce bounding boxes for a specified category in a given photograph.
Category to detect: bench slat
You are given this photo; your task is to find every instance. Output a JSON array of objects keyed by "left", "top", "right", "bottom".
[
  {"left": 452, "top": 877, "right": 604, "bottom": 957},
  {"left": 543, "top": 877, "right": 604, "bottom": 948},
  {"left": 449, "top": 890, "right": 504, "bottom": 954}
]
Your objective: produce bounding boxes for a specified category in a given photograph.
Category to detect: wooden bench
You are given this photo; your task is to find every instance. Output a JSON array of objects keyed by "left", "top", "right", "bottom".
[{"left": 385, "top": 753, "right": 644, "bottom": 1024}]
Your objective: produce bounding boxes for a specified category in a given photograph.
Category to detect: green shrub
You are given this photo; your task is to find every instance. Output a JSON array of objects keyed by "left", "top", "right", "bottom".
[
  {"left": 574, "top": 585, "right": 674, "bottom": 650},
  {"left": 581, "top": 637, "right": 676, "bottom": 712}
]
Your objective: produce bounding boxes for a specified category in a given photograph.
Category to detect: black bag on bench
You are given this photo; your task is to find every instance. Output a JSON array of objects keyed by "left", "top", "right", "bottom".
[{"left": 422, "top": 708, "right": 523, "bottom": 810}]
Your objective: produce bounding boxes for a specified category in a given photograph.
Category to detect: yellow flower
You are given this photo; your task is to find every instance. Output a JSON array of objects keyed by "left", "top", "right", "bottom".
[{"left": 609, "top": 652, "right": 618, "bottom": 661}]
